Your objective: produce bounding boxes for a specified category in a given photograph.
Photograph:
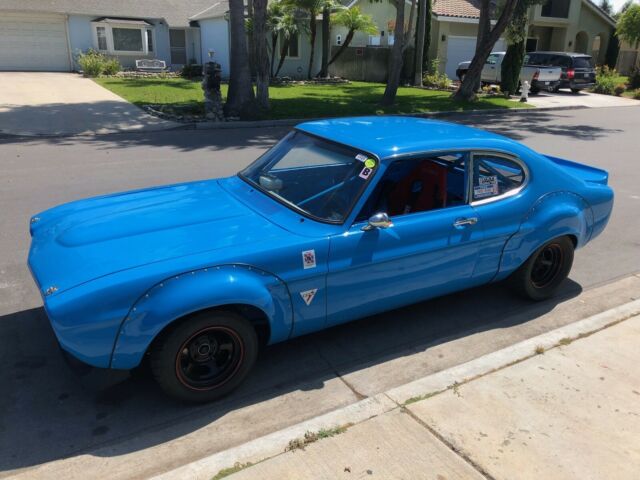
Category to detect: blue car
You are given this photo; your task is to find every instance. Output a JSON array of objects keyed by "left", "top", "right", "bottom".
[{"left": 28, "top": 117, "right": 613, "bottom": 402}]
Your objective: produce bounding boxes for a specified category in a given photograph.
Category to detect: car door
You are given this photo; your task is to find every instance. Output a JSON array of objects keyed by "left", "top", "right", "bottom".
[
  {"left": 467, "top": 151, "right": 531, "bottom": 283},
  {"left": 482, "top": 53, "right": 501, "bottom": 83},
  {"left": 325, "top": 153, "right": 484, "bottom": 328}
]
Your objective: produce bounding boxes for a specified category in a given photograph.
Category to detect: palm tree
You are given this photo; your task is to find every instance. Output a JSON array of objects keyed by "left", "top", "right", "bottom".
[
  {"left": 225, "top": 0, "right": 256, "bottom": 118},
  {"left": 274, "top": 12, "right": 301, "bottom": 77},
  {"left": 326, "top": 7, "right": 377, "bottom": 68},
  {"left": 267, "top": 0, "right": 286, "bottom": 77},
  {"left": 287, "top": 0, "right": 327, "bottom": 79},
  {"left": 381, "top": 0, "right": 406, "bottom": 105},
  {"left": 253, "top": 0, "right": 270, "bottom": 111}
]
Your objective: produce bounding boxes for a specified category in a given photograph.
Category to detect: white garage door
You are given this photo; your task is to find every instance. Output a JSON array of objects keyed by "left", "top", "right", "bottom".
[
  {"left": 0, "top": 12, "right": 71, "bottom": 71},
  {"left": 445, "top": 36, "right": 506, "bottom": 80}
]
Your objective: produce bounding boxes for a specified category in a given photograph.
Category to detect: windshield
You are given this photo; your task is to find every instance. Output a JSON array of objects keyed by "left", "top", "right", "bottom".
[{"left": 240, "top": 131, "right": 378, "bottom": 223}]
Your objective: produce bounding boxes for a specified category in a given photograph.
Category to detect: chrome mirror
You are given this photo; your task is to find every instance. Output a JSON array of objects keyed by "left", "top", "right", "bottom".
[{"left": 362, "top": 212, "right": 393, "bottom": 231}]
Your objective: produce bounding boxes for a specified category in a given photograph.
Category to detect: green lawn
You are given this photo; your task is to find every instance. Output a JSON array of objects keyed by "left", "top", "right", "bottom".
[{"left": 94, "top": 77, "right": 530, "bottom": 120}]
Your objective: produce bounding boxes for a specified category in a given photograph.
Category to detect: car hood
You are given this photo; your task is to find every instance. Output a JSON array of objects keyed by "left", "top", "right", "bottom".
[
  {"left": 28, "top": 179, "right": 288, "bottom": 294},
  {"left": 457, "top": 60, "right": 471, "bottom": 69}
]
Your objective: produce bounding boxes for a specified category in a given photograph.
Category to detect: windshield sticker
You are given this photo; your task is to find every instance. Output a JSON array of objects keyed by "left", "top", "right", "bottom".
[
  {"left": 474, "top": 175, "right": 499, "bottom": 198},
  {"left": 300, "top": 288, "right": 318, "bottom": 306},
  {"left": 364, "top": 158, "right": 376, "bottom": 169},
  {"left": 355, "top": 153, "right": 368, "bottom": 162},
  {"left": 359, "top": 166, "right": 373, "bottom": 180},
  {"left": 302, "top": 249, "right": 316, "bottom": 269}
]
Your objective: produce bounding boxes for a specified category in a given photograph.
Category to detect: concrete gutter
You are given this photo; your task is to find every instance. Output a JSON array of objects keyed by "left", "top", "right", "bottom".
[{"left": 153, "top": 296, "right": 640, "bottom": 480}]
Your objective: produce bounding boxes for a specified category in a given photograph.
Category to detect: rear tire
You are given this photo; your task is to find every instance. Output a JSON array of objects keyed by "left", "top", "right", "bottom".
[
  {"left": 571, "top": 88, "right": 581, "bottom": 94},
  {"left": 530, "top": 86, "right": 540, "bottom": 95},
  {"left": 150, "top": 311, "right": 258, "bottom": 403},
  {"left": 509, "top": 236, "right": 574, "bottom": 301}
]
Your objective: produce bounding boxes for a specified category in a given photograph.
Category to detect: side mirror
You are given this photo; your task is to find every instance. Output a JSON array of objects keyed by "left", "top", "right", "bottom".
[{"left": 362, "top": 212, "right": 393, "bottom": 231}]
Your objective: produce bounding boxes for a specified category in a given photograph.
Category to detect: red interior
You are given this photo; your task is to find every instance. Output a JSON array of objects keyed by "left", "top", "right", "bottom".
[{"left": 387, "top": 161, "right": 448, "bottom": 216}]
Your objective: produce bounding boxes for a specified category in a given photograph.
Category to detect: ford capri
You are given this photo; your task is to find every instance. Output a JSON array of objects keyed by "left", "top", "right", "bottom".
[{"left": 28, "top": 117, "right": 613, "bottom": 402}]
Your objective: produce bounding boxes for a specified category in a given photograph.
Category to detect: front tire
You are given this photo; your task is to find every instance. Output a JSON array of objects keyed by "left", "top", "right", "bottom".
[
  {"left": 509, "top": 236, "right": 574, "bottom": 301},
  {"left": 150, "top": 311, "right": 258, "bottom": 403}
]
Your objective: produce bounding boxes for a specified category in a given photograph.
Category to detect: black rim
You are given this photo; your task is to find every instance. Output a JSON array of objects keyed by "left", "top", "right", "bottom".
[
  {"left": 531, "top": 243, "right": 564, "bottom": 289},
  {"left": 175, "top": 326, "right": 244, "bottom": 391}
]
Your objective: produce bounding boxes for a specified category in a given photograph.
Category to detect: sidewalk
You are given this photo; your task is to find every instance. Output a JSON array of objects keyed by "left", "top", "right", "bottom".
[{"left": 221, "top": 313, "right": 640, "bottom": 479}]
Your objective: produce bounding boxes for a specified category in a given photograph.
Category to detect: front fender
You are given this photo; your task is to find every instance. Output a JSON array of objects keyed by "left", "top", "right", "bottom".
[
  {"left": 109, "top": 265, "right": 293, "bottom": 369},
  {"left": 495, "top": 191, "right": 593, "bottom": 281}
]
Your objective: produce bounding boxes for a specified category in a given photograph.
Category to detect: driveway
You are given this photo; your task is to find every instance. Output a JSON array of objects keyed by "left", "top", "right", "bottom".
[
  {"left": 0, "top": 72, "right": 179, "bottom": 136},
  {"left": 526, "top": 89, "right": 639, "bottom": 108}
]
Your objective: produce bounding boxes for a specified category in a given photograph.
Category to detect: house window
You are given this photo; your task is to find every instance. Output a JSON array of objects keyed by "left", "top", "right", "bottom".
[
  {"left": 541, "top": 0, "right": 570, "bottom": 18},
  {"left": 288, "top": 33, "right": 300, "bottom": 58},
  {"left": 92, "top": 21, "right": 154, "bottom": 55},
  {"left": 146, "top": 29, "right": 154, "bottom": 53},
  {"left": 113, "top": 28, "right": 143, "bottom": 52},
  {"left": 96, "top": 26, "right": 108, "bottom": 51}
]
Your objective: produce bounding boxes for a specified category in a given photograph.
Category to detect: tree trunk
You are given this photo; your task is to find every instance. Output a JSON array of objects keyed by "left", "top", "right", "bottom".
[
  {"left": 275, "top": 39, "right": 290, "bottom": 77},
  {"left": 318, "top": 6, "right": 331, "bottom": 77},
  {"left": 452, "top": 0, "right": 519, "bottom": 102},
  {"left": 247, "top": 0, "right": 256, "bottom": 78},
  {"left": 403, "top": 0, "right": 417, "bottom": 51},
  {"left": 307, "top": 16, "right": 317, "bottom": 79},
  {"left": 382, "top": 0, "right": 406, "bottom": 105},
  {"left": 253, "top": 0, "right": 270, "bottom": 111},
  {"left": 413, "top": 0, "right": 427, "bottom": 86},
  {"left": 270, "top": 33, "right": 278, "bottom": 78},
  {"left": 225, "top": 0, "right": 256, "bottom": 118},
  {"left": 422, "top": 0, "right": 431, "bottom": 72},
  {"left": 328, "top": 30, "right": 354, "bottom": 66}
]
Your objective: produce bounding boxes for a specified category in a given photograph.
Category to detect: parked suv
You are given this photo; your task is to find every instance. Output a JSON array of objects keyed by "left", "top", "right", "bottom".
[{"left": 525, "top": 52, "right": 596, "bottom": 93}]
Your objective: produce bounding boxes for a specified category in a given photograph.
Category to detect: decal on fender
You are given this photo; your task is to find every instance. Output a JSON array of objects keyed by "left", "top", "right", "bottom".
[
  {"left": 300, "top": 289, "right": 318, "bottom": 306},
  {"left": 302, "top": 249, "right": 316, "bottom": 269}
]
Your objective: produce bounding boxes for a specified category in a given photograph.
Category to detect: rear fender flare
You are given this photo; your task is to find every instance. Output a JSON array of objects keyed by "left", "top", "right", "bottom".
[
  {"left": 109, "top": 265, "right": 293, "bottom": 369},
  {"left": 496, "top": 191, "right": 593, "bottom": 281}
]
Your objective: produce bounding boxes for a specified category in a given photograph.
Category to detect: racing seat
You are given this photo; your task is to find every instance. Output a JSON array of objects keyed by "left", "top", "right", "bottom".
[{"left": 387, "top": 161, "right": 448, "bottom": 216}]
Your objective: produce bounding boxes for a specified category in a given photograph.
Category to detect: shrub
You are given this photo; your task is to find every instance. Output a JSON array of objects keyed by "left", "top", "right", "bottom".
[
  {"left": 423, "top": 58, "right": 451, "bottom": 90},
  {"left": 634, "top": 89, "right": 640, "bottom": 100},
  {"left": 629, "top": 67, "right": 640, "bottom": 90},
  {"left": 102, "top": 58, "right": 121, "bottom": 75},
  {"left": 76, "top": 49, "right": 121, "bottom": 76},
  {"left": 614, "top": 83, "right": 626, "bottom": 96},
  {"left": 180, "top": 64, "right": 203, "bottom": 78},
  {"left": 592, "top": 65, "right": 619, "bottom": 95}
]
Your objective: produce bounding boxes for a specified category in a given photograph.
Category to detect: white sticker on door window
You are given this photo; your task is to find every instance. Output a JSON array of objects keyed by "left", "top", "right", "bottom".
[
  {"left": 474, "top": 175, "right": 499, "bottom": 198},
  {"left": 359, "top": 166, "right": 373, "bottom": 180},
  {"left": 302, "top": 249, "right": 316, "bottom": 269},
  {"left": 300, "top": 288, "right": 318, "bottom": 306},
  {"left": 355, "top": 153, "right": 368, "bottom": 162}
]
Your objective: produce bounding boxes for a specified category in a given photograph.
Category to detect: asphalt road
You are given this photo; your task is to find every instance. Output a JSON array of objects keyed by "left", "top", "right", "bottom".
[{"left": 1, "top": 105, "right": 639, "bottom": 478}]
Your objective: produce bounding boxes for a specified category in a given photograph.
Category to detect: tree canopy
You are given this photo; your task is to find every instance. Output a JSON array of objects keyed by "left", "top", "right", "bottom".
[{"left": 617, "top": 3, "right": 640, "bottom": 48}]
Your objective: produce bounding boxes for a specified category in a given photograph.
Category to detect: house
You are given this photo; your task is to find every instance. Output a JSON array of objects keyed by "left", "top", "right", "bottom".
[
  {"left": 329, "top": 0, "right": 617, "bottom": 81},
  {"left": 0, "top": 0, "right": 318, "bottom": 78}
]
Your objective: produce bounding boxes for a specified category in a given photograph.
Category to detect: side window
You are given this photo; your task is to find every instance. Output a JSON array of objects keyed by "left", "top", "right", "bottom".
[
  {"left": 357, "top": 152, "right": 468, "bottom": 221},
  {"left": 486, "top": 54, "right": 499, "bottom": 65},
  {"left": 472, "top": 154, "right": 525, "bottom": 202}
]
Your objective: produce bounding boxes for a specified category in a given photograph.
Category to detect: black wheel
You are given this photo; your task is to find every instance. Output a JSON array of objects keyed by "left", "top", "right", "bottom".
[
  {"left": 150, "top": 311, "right": 258, "bottom": 402},
  {"left": 509, "top": 236, "right": 574, "bottom": 301},
  {"left": 571, "top": 88, "right": 581, "bottom": 94},
  {"left": 530, "top": 86, "right": 540, "bottom": 95}
]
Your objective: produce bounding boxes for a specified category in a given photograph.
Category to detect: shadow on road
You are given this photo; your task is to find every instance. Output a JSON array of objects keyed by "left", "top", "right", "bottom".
[{"left": 0, "top": 279, "right": 582, "bottom": 472}]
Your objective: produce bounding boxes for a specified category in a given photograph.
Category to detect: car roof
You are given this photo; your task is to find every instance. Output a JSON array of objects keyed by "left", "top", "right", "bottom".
[{"left": 296, "top": 116, "right": 518, "bottom": 160}]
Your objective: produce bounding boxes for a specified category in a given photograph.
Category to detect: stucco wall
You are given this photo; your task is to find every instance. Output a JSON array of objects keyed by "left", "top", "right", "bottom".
[
  {"left": 199, "top": 17, "right": 230, "bottom": 77},
  {"left": 276, "top": 25, "right": 323, "bottom": 78},
  {"left": 67, "top": 14, "right": 170, "bottom": 69}
]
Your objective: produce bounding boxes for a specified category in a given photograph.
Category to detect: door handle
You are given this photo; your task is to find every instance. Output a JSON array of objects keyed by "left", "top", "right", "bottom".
[{"left": 453, "top": 217, "right": 478, "bottom": 227}]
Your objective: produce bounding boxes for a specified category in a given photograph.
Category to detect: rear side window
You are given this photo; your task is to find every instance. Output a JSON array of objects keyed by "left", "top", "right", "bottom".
[
  {"left": 572, "top": 56, "right": 593, "bottom": 68},
  {"left": 548, "top": 55, "right": 571, "bottom": 68},
  {"left": 472, "top": 154, "right": 525, "bottom": 202}
]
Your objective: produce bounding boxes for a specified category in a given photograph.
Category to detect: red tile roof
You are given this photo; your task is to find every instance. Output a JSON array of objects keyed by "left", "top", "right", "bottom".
[{"left": 433, "top": 0, "right": 482, "bottom": 19}]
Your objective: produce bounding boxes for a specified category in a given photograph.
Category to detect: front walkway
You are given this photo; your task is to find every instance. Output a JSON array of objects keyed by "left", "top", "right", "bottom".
[
  {"left": 0, "top": 72, "right": 178, "bottom": 136},
  {"left": 526, "top": 89, "right": 639, "bottom": 108},
  {"left": 229, "top": 314, "right": 640, "bottom": 479}
]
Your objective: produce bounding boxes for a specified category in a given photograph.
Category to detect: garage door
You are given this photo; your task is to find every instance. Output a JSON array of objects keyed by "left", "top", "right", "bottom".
[
  {"left": 445, "top": 36, "right": 506, "bottom": 80},
  {"left": 0, "top": 12, "right": 71, "bottom": 71}
]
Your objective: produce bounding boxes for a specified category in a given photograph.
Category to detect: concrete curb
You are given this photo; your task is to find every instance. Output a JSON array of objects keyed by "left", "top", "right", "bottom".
[{"left": 152, "top": 297, "right": 640, "bottom": 480}]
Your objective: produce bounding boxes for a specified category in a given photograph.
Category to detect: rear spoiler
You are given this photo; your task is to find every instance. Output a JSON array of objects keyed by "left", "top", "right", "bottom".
[{"left": 544, "top": 155, "right": 609, "bottom": 185}]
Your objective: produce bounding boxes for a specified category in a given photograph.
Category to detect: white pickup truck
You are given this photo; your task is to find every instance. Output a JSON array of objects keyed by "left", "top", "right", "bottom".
[{"left": 456, "top": 52, "right": 562, "bottom": 94}]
